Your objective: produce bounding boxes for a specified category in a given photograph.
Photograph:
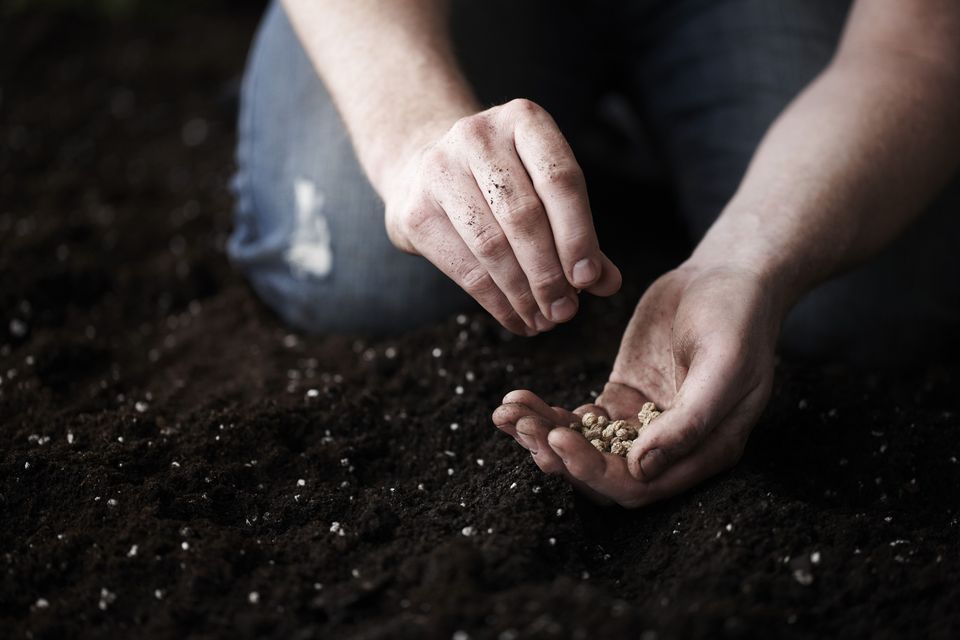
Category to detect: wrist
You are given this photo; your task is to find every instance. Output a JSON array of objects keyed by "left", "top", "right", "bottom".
[{"left": 686, "top": 207, "right": 822, "bottom": 319}]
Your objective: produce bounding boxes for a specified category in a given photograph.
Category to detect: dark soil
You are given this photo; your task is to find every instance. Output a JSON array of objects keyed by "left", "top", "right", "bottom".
[{"left": 2, "top": 8, "right": 959, "bottom": 640}]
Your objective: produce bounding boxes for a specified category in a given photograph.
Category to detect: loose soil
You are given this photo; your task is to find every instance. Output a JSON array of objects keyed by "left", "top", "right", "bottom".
[{"left": 2, "top": 8, "right": 959, "bottom": 640}]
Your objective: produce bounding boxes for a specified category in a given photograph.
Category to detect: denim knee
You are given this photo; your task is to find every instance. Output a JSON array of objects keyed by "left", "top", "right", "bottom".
[{"left": 227, "top": 2, "right": 470, "bottom": 335}]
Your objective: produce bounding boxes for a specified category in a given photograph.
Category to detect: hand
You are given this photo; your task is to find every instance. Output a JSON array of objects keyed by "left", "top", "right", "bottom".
[
  {"left": 492, "top": 262, "right": 783, "bottom": 507},
  {"left": 382, "top": 99, "right": 621, "bottom": 336}
]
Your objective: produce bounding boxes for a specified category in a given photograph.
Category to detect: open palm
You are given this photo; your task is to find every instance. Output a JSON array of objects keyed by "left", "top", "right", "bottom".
[{"left": 492, "top": 263, "right": 782, "bottom": 508}]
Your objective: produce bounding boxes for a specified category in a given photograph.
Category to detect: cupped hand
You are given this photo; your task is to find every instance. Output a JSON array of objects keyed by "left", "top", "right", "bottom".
[
  {"left": 383, "top": 99, "right": 621, "bottom": 336},
  {"left": 492, "top": 262, "right": 783, "bottom": 507}
]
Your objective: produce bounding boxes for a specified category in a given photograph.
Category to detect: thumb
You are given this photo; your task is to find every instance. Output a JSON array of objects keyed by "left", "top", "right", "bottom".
[
  {"left": 627, "top": 352, "right": 740, "bottom": 481},
  {"left": 584, "top": 252, "right": 621, "bottom": 297}
]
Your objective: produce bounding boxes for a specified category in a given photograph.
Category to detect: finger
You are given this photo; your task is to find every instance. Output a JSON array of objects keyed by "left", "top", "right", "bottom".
[
  {"left": 492, "top": 405, "right": 544, "bottom": 448},
  {"left": 516, "top": 416, "right": 567, "bottom": 475},
  {"left": 492, "top": 405, "right": 522, "bottom": 438},
  {"left": 469, "top": 146, "right": 578, "bottom": 324},
  {"left": 515, "top": 418, "right": 615, "bottom": 505},
  {"left": 492, "top": 398, "right": 599, "bottom": 490},
  {"left": 492, "top": 402, "right": 549, "bottom": 439},
  {"left": 408, "top": 204, "right": 532, "bottom": 336},
  {"left": 501, "top": 390, "right": 562, "bottom": 423},
  {"left": 506, "top": 100, "right": 605, "bottom": 291},
  {"left": 584, "top": 252, "right": 622, "bottom": 298},
  {"left": 620, "top": 419, "right": 747, "bottom": 508},
  {"left": 433, "top": 170, "right": 546, "bottom": 332},
  {"left": 551, "top": 406, "right": 580, "bottom": 426},
  {"left": 547, "top": 428, "right": 644, "bottom": 508},
  {"left": 493, "top": 392, "right": 577, "bottom": 441},
  {"left": 627, "top": 350, "right": 744, "bottom": 481}
]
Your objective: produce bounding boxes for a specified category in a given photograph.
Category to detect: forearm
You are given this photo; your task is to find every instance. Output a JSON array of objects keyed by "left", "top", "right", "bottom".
[
  {"left": 282, "top": 0, "right": 479, "bottom": 196},
  {"left": 694, "top": 3, "right": 960, "bottom": 311}
]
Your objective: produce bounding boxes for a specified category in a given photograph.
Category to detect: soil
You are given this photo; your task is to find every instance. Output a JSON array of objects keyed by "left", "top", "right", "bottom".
[{"left": 2, "top": 8, "right": 959, "bottom": 640}]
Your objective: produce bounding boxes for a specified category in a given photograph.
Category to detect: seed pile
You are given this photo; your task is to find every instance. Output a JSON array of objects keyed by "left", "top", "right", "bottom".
[{"left": 567, "top": 402, "right": 662, "bottom": 457}]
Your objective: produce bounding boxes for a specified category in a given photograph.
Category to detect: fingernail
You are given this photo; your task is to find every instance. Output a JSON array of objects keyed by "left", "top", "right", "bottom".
[
  {"left": 524, "top": 325, "right": 538, "bottom": 337},
  {"left": 572, "top": 258, "right": 598, "bottom": 286},
  {"left": 640, "top": 449, "right": 668, "bottom": 480},
  {"left": 549, "top": 296, "right": 576, "bottom": 322},
  {"left": 534, "top": 312, "right": 553, "bottom": 332}
]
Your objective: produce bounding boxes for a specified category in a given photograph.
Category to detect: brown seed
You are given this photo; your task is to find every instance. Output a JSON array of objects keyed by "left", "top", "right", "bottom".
[
  {"left": 637, "top": 402, "right": 662, "bottom": 427},
  {"left": 581, "top": 412, "right": 598, "bottom": 429},
  {"left": 583, "top": 425, "right": 603, "bottom": 440},
  {"left": 590, "top": 438, "right": 607, "bottom": 452},
  {"left": 616, "top": 427, "right": 637, "bottom": 440},
  {"left": 610, "top": 440, "right": 631, "bottom": 457}
]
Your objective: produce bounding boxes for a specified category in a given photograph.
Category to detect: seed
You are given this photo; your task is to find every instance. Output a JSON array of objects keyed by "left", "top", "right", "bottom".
[
  {"left": 571, "top": 403, "right": 662, "bottom": 457},
  {"left": 610, "top": 440, "right": 631, "bottom": 456},
  {"left": 616, "top": 427, "right": 637, "bottom": 440},
  {"left": 637, "top": 402, "right": 661, "bottom": 427}
]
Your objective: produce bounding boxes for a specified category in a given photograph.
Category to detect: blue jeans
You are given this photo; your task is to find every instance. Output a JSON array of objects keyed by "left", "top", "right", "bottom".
[{"left": 229, "top": 0, "right": 960, "bottom": 364}]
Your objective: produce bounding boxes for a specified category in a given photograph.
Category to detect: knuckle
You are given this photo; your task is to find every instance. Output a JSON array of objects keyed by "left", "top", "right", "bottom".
[
  {"left": 458, "top": 262, "right": 495, "bottom": 294},
  {"left": 535, "top": 454, "right": 564, "bottom": 475},
  {"left": 542, "top": 163, "right": 585, "bottom": 193},
  {"left": 473, "top": 229, "right": 512, "bottom": 262},
  {"left": 385, "top": 211, "right": 413, "bottom": 252},
  {"left": 527, "top": 268, "right": 568, "bottom": 297},
  {"left": 510, "top": 284, "right": 538, "bottom": 311},
  {"left": 452, "top": 115, "right": 493, "bottom": 146},
  {"left": 403, "top": 205, "right": 435, "bottom": 236},
  {"left": 421, "top": 145, "right": 448, "bottom": 168},
  {"left": 501, "top": 310, "right": 528, "bottom": 333},
  {"left": 498, "top": 195, "right": 544, "bottom": 231},
  {"left": 557, "top": 226, "right": 595, "bottom": 256},
  {"left": 506, "top": 97, "right": 541, "bottom": 118}
]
